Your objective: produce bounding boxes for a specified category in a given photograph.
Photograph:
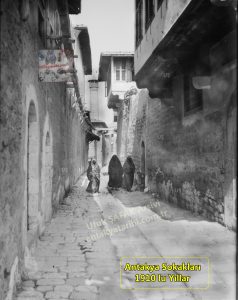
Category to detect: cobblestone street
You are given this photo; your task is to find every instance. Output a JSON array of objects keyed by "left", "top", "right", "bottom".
[
  {"left": 15, "top": 173, "right": 132, "bottom": 300},
  {"left": 1, "top": 1, "right": 236, "bottom": 299},
  {"left": 15, "top": 172, "right": 236, "bottom": 300}
]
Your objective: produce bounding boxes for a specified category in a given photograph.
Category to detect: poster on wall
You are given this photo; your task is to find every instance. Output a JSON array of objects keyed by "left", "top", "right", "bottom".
[{"left": 38, "top": 49, "right": 74, "bottom": 82}]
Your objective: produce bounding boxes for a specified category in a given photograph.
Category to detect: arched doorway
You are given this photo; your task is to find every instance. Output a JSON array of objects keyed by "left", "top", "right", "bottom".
[
  {"left": 41, "top": 131, "right": 53, "bottom": 223},
  {"left": 27, "top": 101, "right": 39, "bottom": 231},
  {"left": 140, "top": 141, "right": 146, "bottom": 190}
]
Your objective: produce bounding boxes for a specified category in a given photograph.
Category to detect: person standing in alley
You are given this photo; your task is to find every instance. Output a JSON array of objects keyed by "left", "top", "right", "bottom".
[
  {"left": 108, "top": 155, "right": 123, "bottom": 189},
  {"left": 122, "top": 156, "right": 135, "bottom": 191},
  {"left": 86, "top": 159, "right": 100, "bottom": 193}
]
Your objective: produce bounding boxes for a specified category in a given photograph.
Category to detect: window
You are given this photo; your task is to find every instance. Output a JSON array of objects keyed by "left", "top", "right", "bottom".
[
  {"left": 115, "top": 58, "right": 127, "bottom": 81},
  {"left": 184, "top": 76, "right": 203, "bottom": 114},
  {"left": 145, "top": 0, "right": 155, "bottom": 31},
  {"left": 136, "top": 0, "right": 143, "bottom": 47}
]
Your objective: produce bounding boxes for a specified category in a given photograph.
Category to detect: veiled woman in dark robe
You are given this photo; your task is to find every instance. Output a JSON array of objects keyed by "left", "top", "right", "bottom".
[
  {"left": 123, "top": 156, "right": 135, "bottom": 191},
  {"left": 86, "top": 159, "right": 100, "bottom": 193},
  {"left": 108, "top": 155, "right": 123, "bottom": 189}
]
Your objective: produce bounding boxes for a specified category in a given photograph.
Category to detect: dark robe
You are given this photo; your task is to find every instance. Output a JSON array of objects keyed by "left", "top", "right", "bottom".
[
  {"left": 86, "top": 161, "right": 100, "bottom": 193},
  {"left": 108, "top": 155, "right": 123, "bottom": 188},
  {"left": 123, "top": 157, "right": 135, "bottom": 191}
]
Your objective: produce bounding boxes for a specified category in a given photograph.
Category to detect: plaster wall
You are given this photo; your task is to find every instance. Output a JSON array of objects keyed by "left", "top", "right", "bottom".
[{"left": 0, "top": 1, "right": 89, "bottom": 298}]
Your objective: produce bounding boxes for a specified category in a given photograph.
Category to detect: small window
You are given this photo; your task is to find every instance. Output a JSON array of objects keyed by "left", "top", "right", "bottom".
[
  {"left": 114, "top": 58, "right": 128, "bottom": 81},
  {"left": 89, "top": 80, "right": 98, "bottom": 89},
  {"left": 145, "top": 0, "right": 155, "bottom": 31},
  {"left": 184, "top": 76, "right": 203, "bottom": 114}
]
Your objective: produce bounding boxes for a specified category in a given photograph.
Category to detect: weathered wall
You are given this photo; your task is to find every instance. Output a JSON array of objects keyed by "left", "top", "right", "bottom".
[
  {"left": 0, "top": 1, "right": 89, "bottom": 298},
  {"left": 118, "top": 1, "right": 237, "bottom": 229},
  {"left": 118, "top": 64, "right": 236, "bottom": 229},
  {"left": 117, "top": 88, "right": 147, "bottom": 186},
  {"left": 1, "top": 2, "right": 27, "bottom": 297},
  {"left": 117, "top": 102, "right": 128, "bottom": 163},
  {"left": 102, "top": 134, "right": 112, "bottom": 167},
  {"left": 146, "top": 95, "right": 226, "bottom": 220}
]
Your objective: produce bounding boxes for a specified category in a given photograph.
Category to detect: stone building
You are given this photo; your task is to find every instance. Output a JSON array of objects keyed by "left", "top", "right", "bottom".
[
  {"left": 0, "top": 0, "right": 96, "bottom": 298},
  {"left": 117, "top": 0, "right": 237, "bottom": 228},
  {"left": 98, "top": 52, "right": 136, "bottom": 162}
]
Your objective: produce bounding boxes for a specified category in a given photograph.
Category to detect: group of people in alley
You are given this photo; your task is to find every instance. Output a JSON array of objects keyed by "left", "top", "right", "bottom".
[{"left": 86, "top": 155, "right": 135, "bottom": 194}]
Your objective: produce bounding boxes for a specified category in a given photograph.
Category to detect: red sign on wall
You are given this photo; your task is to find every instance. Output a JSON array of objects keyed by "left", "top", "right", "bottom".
[{"left": 39, "top": 49, "right": 74, "bottom": 82}]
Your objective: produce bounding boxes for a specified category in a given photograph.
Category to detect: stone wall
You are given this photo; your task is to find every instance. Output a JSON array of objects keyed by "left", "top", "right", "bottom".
[
  {"left": 117, "top": 88, "right": 147, "bottom": 185},
  {"left": 117, "top": 101, "right": 128, "bottom": 163},
  {"left": 146, "top": 95, "right": 226, "bottom": 223},
  {"left": 118, "top": 68, "right": 236, "bottom": 229},
  {"left": 0, "top": 1, "right": 89, "bottom": 298},
  {"left": 131, "top": 0, "right": 237, "bottom": 230},
  {"left": 1, "top": 2, "right": 27, "bottom": 297}
]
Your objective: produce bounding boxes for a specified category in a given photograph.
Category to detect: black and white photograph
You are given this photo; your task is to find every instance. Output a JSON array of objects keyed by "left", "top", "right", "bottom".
[{"left": 0, "top": 0, "right": 237, "bottom": 299}]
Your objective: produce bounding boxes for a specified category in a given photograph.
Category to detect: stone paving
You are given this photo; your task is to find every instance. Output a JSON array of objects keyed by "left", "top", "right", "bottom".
[
  {"left": 15, "top": 176, "right": 133, "bottom": 300},
  {"left": 15, "top": 173, "right": 236, "bottom": 300}
]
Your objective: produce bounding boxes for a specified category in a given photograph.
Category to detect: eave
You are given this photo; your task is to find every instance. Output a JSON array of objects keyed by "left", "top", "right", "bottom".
[
  {"left": 74, "top": 26, "right": 92, "bottom": 75},
  {"left": 98, "top": 52, "right": 134, "bottom": 81},
  {"left": 135, "top": 0, "right": 236, "bottom": 97},
  {"left": 91, "top": 121, "right": 108, "bottom": 128}
]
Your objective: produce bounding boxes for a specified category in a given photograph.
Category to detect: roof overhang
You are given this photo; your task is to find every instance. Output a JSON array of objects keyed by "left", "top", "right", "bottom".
[
  {"left": 135, "top": 0, "right": 236, "bottom": 97},
  {"left": 74, "top": 26, "right": 92, "bottom": 75},
  {"left": 98, "top": 52, "right": 134, "bottom": 81},
  {"left": 91, "top": 121, "right": 108, "bottom": 128}
]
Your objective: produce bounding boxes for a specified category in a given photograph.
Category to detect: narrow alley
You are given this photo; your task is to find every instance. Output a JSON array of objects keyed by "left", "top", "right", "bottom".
[
  {"left": 1, "top": 0, "right": 236, "bottom": 299},
  {"left": 15, "top": 171, "right": 236, "bottom": 300}
]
